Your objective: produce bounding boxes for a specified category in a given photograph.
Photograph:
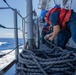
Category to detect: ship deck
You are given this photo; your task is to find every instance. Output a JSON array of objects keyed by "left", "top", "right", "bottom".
[
  {"left": 0, "top": 49, "right": 22, "bottom": 75},
  {"left": 0, "top": 43, "right": 75, "bottom": 75}
]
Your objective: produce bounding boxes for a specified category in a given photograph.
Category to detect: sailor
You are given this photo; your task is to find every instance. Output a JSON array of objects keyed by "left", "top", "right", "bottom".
[
  {"left": 41, "top": 4, "right": 76, "bottom": 49},
  {"left": 40, "top": 10, "right": 52, "bottom": 44}
]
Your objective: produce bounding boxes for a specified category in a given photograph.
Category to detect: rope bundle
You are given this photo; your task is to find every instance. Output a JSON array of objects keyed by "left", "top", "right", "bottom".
[{"left": 17, "top": 46, "right": 76, "bottom": 75}]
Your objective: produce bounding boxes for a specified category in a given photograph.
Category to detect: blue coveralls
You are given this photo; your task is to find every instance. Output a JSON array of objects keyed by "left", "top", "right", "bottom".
[{"left": 50, "top": 11, "right": 76, "bottom": 49}]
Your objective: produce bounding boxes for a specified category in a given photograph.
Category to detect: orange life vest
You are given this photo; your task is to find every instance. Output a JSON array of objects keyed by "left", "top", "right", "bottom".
[{"left": 46, "top": 8, "right": 72, "bottom": 29}]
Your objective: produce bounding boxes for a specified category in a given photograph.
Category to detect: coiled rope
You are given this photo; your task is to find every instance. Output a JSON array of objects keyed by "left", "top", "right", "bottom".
[{"left": 17, "top": 46, "right": 76, "bottom": 75}]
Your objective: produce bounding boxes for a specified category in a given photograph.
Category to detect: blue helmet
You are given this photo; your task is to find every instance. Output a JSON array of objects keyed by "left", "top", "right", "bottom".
[
  {"left": 40, "top": 10, "right": 48, "bottom": 23},
  {"left": 54, "top": 4, "right": 61, "bottom": 8}
]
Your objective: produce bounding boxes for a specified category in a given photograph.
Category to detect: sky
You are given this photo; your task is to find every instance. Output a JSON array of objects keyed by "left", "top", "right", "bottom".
[
  {"left": 1, "top": 0, "right": 76, "bottom": 38},
  {"left": 0, "top": 0, "right": 41, "bottom": 38}
]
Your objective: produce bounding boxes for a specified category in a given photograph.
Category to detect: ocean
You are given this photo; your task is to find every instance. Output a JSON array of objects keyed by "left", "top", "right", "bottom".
[
  {"left": 0, "top": 38, "right": 24, "bottom": 75},
  {"left": 0, "top": 38, "right": 24, "bottom": 51}
]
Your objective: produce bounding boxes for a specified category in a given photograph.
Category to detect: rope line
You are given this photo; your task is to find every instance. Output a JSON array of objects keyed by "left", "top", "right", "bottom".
[{"left": 17, "top": 47, "right": 76, "bottom": 75}]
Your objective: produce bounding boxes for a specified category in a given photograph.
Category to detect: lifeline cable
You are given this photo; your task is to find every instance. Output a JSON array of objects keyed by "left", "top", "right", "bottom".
[
  {"left": 3, "top": 0, "right": 35, "bottom": 20},
  {"left": 3, "top": 0, "right": 23, "bottom": 19},
  {"left": 0, "top": 44, "right": 23, "bottom": 58}
]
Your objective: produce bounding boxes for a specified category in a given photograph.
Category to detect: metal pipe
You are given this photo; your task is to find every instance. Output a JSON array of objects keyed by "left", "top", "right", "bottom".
[
  {"left": 24, "top": 19, "right": 28, "bottom": 47},
  {"left": 24, "top": 19, "right": 26, "bottom": 44},
  {"left": 14, "top": 9, "right": 19, "bottom": 64},
  {"left": 36, "top": 17, "right": 40, "bottom": 49},
  {"left": 22, "top": 19, "right": 26, "bottom": 48},
  {"left": 0, "top": 7, "right": 10, "bottom": 9},
  {"left": 26, "top": 0, "right": 34, "bottom": 49}
]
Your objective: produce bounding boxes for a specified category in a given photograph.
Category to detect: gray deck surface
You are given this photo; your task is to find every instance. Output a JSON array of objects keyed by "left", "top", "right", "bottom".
[{"left": 4, "top": 65, "right": 15, "bottom": 75}]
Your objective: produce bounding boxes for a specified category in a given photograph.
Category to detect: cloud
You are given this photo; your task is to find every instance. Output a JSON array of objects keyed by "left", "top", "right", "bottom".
[
  {"left": 4, "top": 31, "right": 23, "bottom": 38},
  {"left": 4, "top": 32, "right": 14, "bottom": 38}
]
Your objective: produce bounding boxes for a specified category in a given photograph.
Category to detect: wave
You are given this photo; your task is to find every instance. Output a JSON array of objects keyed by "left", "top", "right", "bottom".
[
  {"left": 0, "top": 38, "right": 24, "bottom": 50},
  {"left": 0, "top": 42, "right": 7, "bottom": 46}
]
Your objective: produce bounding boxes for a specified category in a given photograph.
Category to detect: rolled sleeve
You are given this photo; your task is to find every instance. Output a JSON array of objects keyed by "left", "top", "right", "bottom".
[{"left": 50, "top": 11, "right": 60, "bottom": 26}]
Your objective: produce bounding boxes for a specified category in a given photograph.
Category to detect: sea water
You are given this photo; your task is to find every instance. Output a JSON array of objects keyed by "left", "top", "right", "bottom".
[
  {"left": 0, "top": 38, "right": 24, "bottom": 51},
  {"left": 0, "top": 38, "right": 24, "bottom": 75}
]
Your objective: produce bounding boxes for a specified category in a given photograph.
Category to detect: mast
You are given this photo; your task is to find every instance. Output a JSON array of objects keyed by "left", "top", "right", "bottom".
[{"left": 26, "top": 0, "right": 34, "bottom": 49}]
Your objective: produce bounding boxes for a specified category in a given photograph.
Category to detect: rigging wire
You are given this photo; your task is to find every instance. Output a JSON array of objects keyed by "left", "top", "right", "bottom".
[
  {"left": 24, "top": 11, "right": 34, "bottom": 19},
  {"left": 3, "top": 0, "right": 35, "bottom": 19},
  {"left": 3, "top": 0, "right": 23, "bottom": 19}
]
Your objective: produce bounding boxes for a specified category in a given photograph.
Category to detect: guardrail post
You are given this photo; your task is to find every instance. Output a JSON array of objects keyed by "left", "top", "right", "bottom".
[{"left": 14, "top": 9, "right": 19, "bottom": 64}]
